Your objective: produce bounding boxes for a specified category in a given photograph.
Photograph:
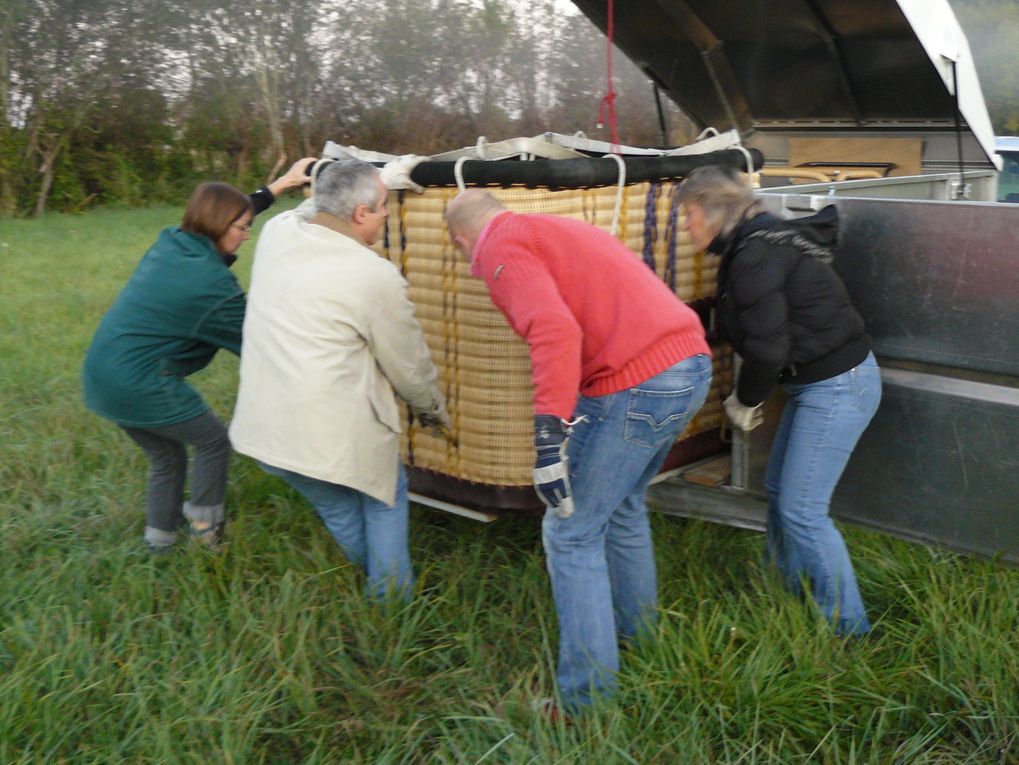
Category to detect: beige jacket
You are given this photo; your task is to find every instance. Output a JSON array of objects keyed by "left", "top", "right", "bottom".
[{"left": 229, "top": 207, "right": 445, "bottom": 505}]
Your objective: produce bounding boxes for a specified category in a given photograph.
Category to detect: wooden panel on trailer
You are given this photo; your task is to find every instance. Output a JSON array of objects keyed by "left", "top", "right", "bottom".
[{"left": 788, "top": 137, "right": 923, "bottom": 177}]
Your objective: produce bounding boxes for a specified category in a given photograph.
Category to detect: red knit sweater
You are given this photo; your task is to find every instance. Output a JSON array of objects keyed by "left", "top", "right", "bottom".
[{"left": 472, "top": 212, "right": 711, "bottom": 419}]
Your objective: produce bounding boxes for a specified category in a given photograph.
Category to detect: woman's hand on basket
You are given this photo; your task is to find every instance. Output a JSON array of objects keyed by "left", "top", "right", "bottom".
[
  {"left": 380, "top": 155, "right": 427, "bottom": 194},
  {"left": 724, "top": 393, "right": 764, "bottom": 432}
]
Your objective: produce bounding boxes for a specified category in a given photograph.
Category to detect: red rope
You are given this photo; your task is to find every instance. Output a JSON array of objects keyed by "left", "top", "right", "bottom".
[{"left": 597, "top": 0, "right": 620, "bottom": 153}]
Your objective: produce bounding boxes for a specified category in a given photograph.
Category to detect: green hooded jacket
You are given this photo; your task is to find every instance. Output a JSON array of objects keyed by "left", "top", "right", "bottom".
[{"left": 82, "top": 227, "right": 246, "bottom": 429}]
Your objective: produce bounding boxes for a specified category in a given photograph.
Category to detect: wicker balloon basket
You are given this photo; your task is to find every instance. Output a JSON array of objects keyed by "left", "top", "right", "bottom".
[{"left": 370, "top": 151, "right": 751, "bottom": 511}]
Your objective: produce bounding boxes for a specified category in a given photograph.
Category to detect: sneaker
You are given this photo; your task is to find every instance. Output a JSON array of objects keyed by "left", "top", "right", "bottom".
[
  {"left": 146, "top": 542, "right": 176, "bottom": 556},
  {"left": 189, "top": 520, "right": 224, "bottom": 551}
]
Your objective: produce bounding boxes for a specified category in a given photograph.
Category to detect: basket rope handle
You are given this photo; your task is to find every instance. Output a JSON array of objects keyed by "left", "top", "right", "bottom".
[
  {"left": 604, "top": 152, "right": 626, "bottom": 237},
  {"left": 454, "top": 156, "right": 468, "bottom": 193}
]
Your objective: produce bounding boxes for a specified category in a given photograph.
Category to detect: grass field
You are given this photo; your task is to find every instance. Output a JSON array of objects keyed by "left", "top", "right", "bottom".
[{"left": 1, "top": 204, "right": 1017, "bottom": 764}]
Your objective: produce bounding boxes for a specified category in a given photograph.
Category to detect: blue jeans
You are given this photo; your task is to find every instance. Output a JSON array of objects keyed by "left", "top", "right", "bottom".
[
  {"left": 542, "top": 354, "right": 712, "bottom": 711},
  {"left": 764, "top": 352, "right": 881, "bottom": 635},
  {"left": 257, "top": 460, "right": 414, "bottom": 602}
]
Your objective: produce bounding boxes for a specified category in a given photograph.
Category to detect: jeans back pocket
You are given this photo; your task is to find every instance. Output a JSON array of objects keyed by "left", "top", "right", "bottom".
[{"left": 624, "top": 385, "right": 696, "bottom": 449}]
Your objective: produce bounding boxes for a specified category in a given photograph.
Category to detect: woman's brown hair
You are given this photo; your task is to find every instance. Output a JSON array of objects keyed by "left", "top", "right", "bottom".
[{"left": 181, "top": 182, "right": 254, "bottom": 251}]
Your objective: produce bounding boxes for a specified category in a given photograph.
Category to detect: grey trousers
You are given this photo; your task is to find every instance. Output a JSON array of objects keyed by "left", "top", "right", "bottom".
[{"left": 121, "top": 410, "right": 230, "bottom": 546}]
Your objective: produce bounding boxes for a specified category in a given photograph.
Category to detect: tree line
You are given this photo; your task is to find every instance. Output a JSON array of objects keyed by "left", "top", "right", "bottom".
[
  {"left": 0, "top": 0, "right": 692, "bottom": 217},
  {"left": 2, "top": 0, "right": 1015, "bottom": 218}
]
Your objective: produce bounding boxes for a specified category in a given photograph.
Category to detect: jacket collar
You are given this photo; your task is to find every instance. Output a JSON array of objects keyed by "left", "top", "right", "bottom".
[
  {"left": 161, "top": 227, "right": 236, "bottom": 269},
  {"left": 707, "top": 211, "right": 780, "bottom": 258},
  {"left": 710, "top": 206, "right": 840, "bottom": 261}
]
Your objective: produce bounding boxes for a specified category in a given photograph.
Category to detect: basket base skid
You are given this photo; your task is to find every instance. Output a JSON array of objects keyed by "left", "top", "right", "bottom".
[{"left": 406, "top": 429, "right": 725, "bottom": 519}]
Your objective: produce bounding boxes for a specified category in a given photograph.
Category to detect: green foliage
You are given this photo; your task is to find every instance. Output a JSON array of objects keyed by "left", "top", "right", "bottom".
[
  {"left": 1, "top": 208, "right": 1017, "bottom": 762},
  {"left": 72, "top": 149, "right": 144, "bottom": 208},
  {"left": 4, "top": 0, "right": 1017, "bottom": 217},
  {"left": 45, "top": 150, "right": 91, "bottom": 213},
  {"left": 0, "top": 128, "right": 28, "bottom": 216},
  {"left": 1, "top": 0, "right": 692, "bottom": 217},
  {"left": 105, "top": 155, "right": 146, "bottom": 208}
]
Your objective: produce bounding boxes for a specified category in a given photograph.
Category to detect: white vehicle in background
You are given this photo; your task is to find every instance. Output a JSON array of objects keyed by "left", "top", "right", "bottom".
[{"left": 996, "top": 135, "right": 1019, "bottom": 201}]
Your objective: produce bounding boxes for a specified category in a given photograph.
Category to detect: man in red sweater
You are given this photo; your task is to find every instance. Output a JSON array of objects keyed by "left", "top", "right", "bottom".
[{"left": 446, "top": 189, "right": 713, "bottom": 714}]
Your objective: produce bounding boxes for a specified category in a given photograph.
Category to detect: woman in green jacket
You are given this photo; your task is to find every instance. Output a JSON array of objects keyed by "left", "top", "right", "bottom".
[{"left": 82, "top": 158, "right": 314, "bottom": 553}]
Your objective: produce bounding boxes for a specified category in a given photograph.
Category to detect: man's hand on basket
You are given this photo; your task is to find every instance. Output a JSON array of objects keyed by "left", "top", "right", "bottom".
[
  {"left": 416, "top": 403, "right": 454, "bottom": 443},
  {"left": 533, "top": 414, "right": 575, "bottom": 519}
]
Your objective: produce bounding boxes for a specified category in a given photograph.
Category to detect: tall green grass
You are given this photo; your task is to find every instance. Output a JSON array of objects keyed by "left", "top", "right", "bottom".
[{"left": 1, "top": 206, "right": 1016, "bottom": 763}]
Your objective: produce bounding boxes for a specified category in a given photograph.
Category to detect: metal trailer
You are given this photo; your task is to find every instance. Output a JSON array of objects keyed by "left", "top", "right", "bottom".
[
  {"left": 565, "top": 0, "right": 1019, "bottom": 563},
  {"left": 648, "top": 192, "right": 1019, "bottom": 565}
]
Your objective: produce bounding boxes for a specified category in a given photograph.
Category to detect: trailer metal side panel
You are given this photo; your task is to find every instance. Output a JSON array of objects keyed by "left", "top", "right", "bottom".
[
  {"left": 837, "top": 199, "right": 1019, "bottom": 376},
  {"left": 652, "top": 366, "right": 1019, "bottom": 563},
  {"left": 835, "top": 369, "right": 1019, "bottom": 563},
  {"left": 767, "top": 196, "right": 1019, "bottom": 377},
  {"left": 651, "top": 195, "right": 1019, "bottom": 563}
]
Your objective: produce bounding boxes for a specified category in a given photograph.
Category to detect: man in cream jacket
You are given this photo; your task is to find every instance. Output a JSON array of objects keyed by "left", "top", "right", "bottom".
[{"left": 230, "top": 159, "right": 448, "bottom": 601}]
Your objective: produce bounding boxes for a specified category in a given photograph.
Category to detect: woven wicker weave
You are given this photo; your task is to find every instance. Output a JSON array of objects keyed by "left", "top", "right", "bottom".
[{"left": 373, "top": 181, "right": 732, "bottom": 495}]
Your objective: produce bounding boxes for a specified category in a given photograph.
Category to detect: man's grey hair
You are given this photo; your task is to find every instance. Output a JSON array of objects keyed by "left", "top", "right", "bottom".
[{"left": 312, "top": 159, "right": 383, "bottom": 219}]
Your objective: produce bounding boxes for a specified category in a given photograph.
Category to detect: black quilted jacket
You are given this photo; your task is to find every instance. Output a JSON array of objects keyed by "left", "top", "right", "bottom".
[{"left": 710, "top": 206, "right": 871, "bottom": 406}]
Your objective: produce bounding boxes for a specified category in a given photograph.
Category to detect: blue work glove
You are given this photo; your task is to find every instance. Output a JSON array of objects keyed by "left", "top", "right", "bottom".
[{"left": 533, "top": 414, "right": 575, "bottom": 519}]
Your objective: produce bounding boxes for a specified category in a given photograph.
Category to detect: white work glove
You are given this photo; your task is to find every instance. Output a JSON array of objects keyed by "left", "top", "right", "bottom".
[
  {"left": 724, "top": 392, "right": 764, "bottom": 432},
  {"left": 379, "top": 154, "right": 427, "bottom": 193}
]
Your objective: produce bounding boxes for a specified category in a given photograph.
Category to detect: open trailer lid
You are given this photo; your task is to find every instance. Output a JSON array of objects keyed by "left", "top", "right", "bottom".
[{"left": 570, "top": 0, "right": 998, "bottom": 167}]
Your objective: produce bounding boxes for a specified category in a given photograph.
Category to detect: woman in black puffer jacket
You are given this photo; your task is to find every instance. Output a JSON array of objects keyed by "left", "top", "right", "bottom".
[{"left": 678, "top": 165, "right": 881, "bottom": 636}]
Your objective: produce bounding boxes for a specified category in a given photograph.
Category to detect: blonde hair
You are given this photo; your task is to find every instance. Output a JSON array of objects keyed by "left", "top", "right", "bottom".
[{"left": 676, "top": 165, "right": 763, "bottom": 239}]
